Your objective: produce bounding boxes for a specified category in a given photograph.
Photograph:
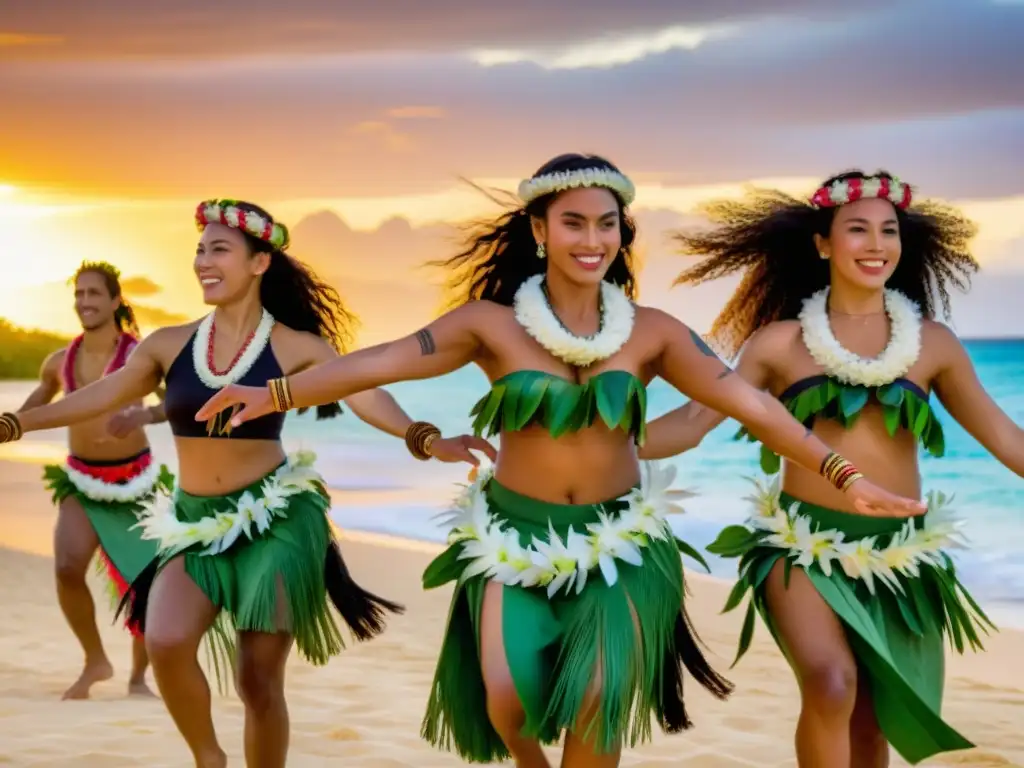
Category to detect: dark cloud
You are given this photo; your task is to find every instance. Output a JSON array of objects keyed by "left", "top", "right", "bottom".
[
  {"left": 119, "top": 276, "right": 162, "bottom": 297},
  {"left": 0, "top": 0, "right": 887, "bottom": 61},
  {"left": 130, "top": 303, "right": 190, "bottom": 329},
  {"left": 1, "top": 0, "right": 1020, "bottom": 201}
]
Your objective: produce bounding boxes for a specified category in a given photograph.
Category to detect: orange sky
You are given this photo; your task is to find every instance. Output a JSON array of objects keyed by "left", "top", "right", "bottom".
[{"left": 2, "top": 1, "right": 1022, "bottom": 340}]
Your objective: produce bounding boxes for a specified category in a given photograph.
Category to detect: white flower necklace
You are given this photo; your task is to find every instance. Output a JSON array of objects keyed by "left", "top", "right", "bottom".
[
  {"left": 513, "top": 274, "right": 635, "bottom": 367},
  {"left": 192, "top": 308, "right": 276, "bottom": 390},
  {"left": 798, "top": 288, "right": 921, "bottom": 387}
]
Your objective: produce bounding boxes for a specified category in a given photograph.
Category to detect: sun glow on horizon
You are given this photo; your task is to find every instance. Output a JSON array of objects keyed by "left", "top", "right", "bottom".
[{"left": 2, "top": 181, "right": 1022, "bottom": 338}]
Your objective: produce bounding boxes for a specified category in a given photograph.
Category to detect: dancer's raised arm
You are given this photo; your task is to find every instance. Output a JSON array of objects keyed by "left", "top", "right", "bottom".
[
  {"left": 9, "top": 332, "right": 164, "bottom": 435},
  {"left": 195, "top": 303, "right": 489, "bottom": 428},
  {"left": 931, "top": 323, "right": 1024, "bottom": 477},
  {"left": 648, "top": 309, "right": 925, "bottom": 516},
  {"left": 641, "top": 327, "right": 777, "bottom": 459},
  {"left": 286, "top": 330, "right": 497, "bottom": 464}
]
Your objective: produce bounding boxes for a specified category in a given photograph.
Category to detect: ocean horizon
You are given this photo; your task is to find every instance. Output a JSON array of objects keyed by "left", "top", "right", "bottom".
[{"left": 1, "top": 337, "right": 1022, "bottom": 627}]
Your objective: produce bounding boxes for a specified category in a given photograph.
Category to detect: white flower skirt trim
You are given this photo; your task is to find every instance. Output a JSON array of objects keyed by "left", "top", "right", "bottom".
[
  {"left": 132, "top": 450, "right": 323, "bottom": 557},
  {"left": 434, "top": 461, "right": 698, "bottom": 598},
  {"left": 64, "top": 460, "right": 161, "bottom": 504}
]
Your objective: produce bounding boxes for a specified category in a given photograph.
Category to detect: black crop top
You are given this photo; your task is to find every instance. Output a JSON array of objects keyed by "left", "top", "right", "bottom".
[{"left": 164, "top": 329, "right": 286, "bottom": 440}]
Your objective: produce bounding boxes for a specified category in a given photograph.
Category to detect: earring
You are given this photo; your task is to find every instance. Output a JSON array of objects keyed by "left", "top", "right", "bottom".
[
  {"left": 819, "top": 252, "right": 829, "bottom": 260},
  {"left": 536, "top": 243, "right": 547, "bottom": 259}
]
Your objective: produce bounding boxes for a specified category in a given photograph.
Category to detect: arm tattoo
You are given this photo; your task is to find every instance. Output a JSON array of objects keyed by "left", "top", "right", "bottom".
[
  {"left": 690, "top": 328, "right": 733, "bottom": 379},
  {"left": 689, "top": 328, "right": 719, "bottom": 359},
  {"left": 415, "top": 328, "right": 436, "bottom": 356}
]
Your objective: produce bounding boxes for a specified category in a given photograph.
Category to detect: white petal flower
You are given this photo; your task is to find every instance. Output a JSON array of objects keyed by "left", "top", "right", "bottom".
[
  {"left": 434, "top": 460, "right": 692, "bottom": 600},
  {"left": 835, "top": 537, "right": 882, "bottom": 594}
]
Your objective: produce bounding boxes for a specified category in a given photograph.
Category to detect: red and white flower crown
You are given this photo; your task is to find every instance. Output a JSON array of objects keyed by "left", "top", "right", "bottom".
[
  {"left": 809, "top": 175, "right": 913, "bottom": 211},
  {"left": 194, "top": 199, "right": 290, "bottom": 250}
]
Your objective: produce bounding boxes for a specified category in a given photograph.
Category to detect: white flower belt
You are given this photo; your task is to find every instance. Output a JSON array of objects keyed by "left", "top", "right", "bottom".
[
  {"left": 64, "top": 460, "right": 161, "bottom": 505},
  {"left": 744, "top": 476, "right": 967, "bottom": 595},
  {"left": 435, "top": 461, "right": 695, "bottom": 599},
  {"left": 132, "top": 450, "right": 322, "bottom": 556}
]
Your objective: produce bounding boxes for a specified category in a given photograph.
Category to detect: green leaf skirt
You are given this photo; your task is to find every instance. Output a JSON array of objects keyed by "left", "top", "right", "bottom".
[
  {"left": 43, "top": 454, "right": 171, "bottom": 636},
  {"left": 420, "top": 478, "right": 732, "bottom": 763},
  {"left": 117, "top": 462, "right": 403, "bottom": 692},
  {"left": 708, "top": 488, "right": 995, "bottom": 765}
]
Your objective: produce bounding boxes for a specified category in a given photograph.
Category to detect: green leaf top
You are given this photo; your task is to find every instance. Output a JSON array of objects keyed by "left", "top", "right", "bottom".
[{"left": 470, "top": 369, "right": 648, "bottom": 444}]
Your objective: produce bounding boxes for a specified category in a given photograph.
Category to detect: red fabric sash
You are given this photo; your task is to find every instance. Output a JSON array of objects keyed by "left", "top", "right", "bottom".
[
  {"left": 60, "top": 332, "right": 138, "bottom": 394},
  {"left": 66, "top": 451, "right": 152, "bottom": 483}
]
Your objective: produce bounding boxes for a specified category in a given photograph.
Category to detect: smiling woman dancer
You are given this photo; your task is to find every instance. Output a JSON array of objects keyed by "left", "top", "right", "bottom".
[
  {"left": 186, "top": 156, "right": 924, "bottom": 768},
  {"left": 641, "top": 170, "right": 1020, "bottom": 767},
  {"left": 0, "top": 199, "right": 491, "bottom": 768}
]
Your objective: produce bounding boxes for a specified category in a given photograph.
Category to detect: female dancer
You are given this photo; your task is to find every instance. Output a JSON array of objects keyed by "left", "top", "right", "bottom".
[
  {"left": 186, "top": 156, "right": 924, "bottom": 768},
  {"left": 641, "top": 170, "right": 1019, "bottom": 766},
  {"left": 0, "top": 199, "right": 491, "bottom": 768}
]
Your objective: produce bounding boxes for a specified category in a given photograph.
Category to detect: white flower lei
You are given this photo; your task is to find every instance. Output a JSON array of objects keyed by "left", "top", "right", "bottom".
[
  {"left": 744, "top": 476, "right": 966, "bottom": 595},
  {"left": 435, "top": 461, "right": 695, "bottom": 599},
  {"left": 798, "top": 287, "right": 921, "bottom": 387},
  {"left": 64, "top": 461, "right": 160, "bottom": 504},
  {"left": 513, "top": 274, "right": 635, "bottom": 367},
  {"left": 132, "top": 450, "right": 321, "bottom": 556},
  {"left": 192, "top": 308, "right": 276, "bottom": 390},
  {"left": 517, "top": 168, "right": 636, "bottom": 206}
]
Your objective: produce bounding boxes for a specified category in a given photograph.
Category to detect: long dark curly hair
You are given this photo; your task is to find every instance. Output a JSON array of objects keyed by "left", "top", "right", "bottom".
[
  {"left": 673, "top": 169, "right": 979, "bottom": 358},
  {"left": 208, "top": 200, "right": 360, "bottom": 419},
  {"left": 434, "top": 153, "right": 640, "bottom": 310}
]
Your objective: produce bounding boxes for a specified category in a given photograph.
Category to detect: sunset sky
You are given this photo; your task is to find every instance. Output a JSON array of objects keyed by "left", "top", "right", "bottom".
[{"left": 2, "top": 0, "right": 1022, "bottom": 343}]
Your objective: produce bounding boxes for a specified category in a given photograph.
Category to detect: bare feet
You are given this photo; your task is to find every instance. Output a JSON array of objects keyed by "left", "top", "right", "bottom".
[
  {"left": 61, "top": 659, "right": 114, "bottom": 700},
  {"left": 128, "top": 679, "right": 158, "bottom": 698},
  {"left": 196, "top": 747, "right": 228, "bottom": 768}
]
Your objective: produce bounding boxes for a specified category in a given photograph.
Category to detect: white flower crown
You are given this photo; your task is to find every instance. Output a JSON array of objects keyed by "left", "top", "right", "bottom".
[{"left": 517, "top": 168, "right": 636, "bottom": 206}]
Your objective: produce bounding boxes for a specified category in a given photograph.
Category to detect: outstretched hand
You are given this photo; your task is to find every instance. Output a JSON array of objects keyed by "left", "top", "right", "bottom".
[
  {"left": 106, "top": 406, "right": 150, "bottom": 439},
  {"left": 846, "top": 478, "right": 927, "bottom": 518},
  {"left": 194, "top": 384, "right": 272, "bottom": 428},
  {"left": 429, "top": 434, "right": 498, "bottom": 466}
]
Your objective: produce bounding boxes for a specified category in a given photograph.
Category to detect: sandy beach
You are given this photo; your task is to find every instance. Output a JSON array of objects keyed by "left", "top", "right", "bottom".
[{"left": 0, "top": 458, "right": 1022, "bottom": 767}]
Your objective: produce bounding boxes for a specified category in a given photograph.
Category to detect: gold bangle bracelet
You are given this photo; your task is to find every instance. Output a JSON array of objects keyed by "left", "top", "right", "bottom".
[
  {"left": 0, "top": 412, "right": 23, "bottom": 444},
  {"left": 405, "top": 421, "right": 441, "bottom": 461},
  {"left": 268, "top": 377, "right": 294, "bottom": 413},
  {"left": 819, "top": 451, "right": 861, "bottom": 492}
]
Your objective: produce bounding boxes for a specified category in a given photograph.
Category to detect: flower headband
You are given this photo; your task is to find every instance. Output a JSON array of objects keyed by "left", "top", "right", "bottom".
[
  {"left": 517, "top": 168, "right": 636, "bottom": 206},
  {"left": 194, "top": 199, "right": 290, "bottom": 250},
  {"left": 809, "top": 175, "right": 913, "bottom": 211}
]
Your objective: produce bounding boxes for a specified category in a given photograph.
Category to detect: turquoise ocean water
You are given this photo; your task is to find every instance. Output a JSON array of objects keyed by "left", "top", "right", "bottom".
[{"left": 1, "top": 339, "right": 1021, "bottom": 624}]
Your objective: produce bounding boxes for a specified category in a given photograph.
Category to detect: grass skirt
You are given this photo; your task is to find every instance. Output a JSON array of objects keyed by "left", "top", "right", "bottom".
[
  {"left": 707, "top": 480, "right": 995, "bottom": 765},
  {"left": 118, "top": 454, "right": 403, "bottom": 690},
  {"left": 43, "top": 450, "right": 173, "bottom": 637},
  {"left": 421, "top": 472, "right": 732, "bottom": 763}
]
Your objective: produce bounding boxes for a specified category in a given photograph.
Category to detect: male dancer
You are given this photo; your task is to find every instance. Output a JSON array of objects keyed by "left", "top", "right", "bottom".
[{"left": 20, "top": 262, "right": 169, "bottom": 699}]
